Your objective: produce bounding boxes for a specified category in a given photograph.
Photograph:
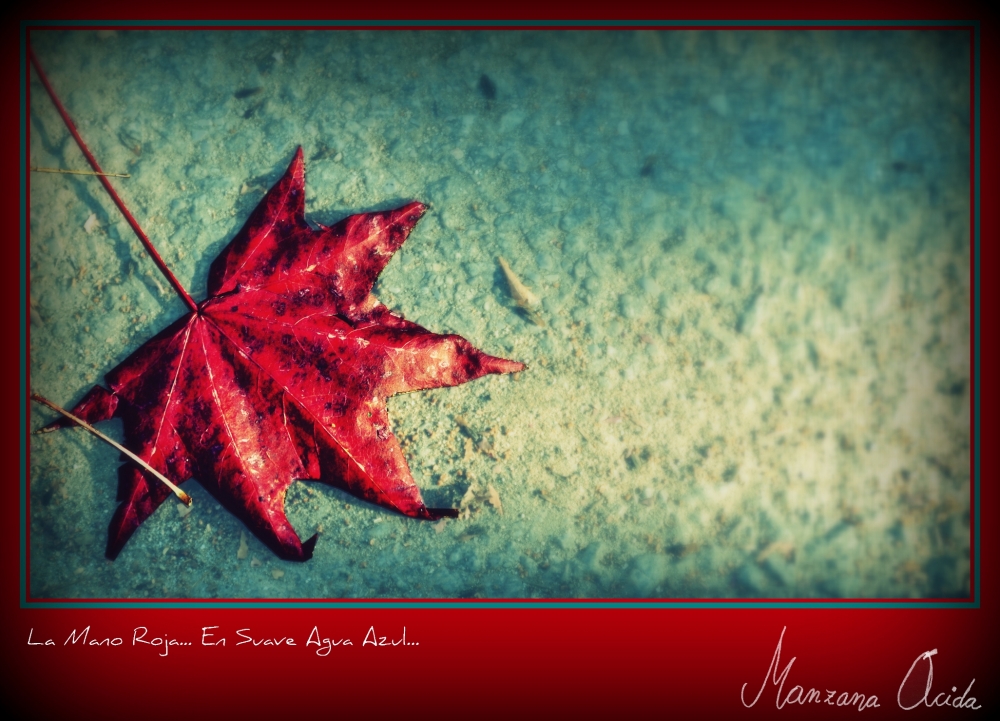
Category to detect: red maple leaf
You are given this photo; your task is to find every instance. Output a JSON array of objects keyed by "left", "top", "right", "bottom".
[{"left": 42, "top": 148, "right": 525, "bottom": 561}]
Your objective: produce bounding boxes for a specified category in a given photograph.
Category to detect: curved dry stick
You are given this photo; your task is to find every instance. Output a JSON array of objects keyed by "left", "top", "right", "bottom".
[{"left": 31, "top": 393, "right": 192, "bottom": 506}]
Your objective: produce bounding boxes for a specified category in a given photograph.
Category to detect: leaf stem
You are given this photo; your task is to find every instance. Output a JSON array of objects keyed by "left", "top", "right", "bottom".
[
  {"left": 28, "top": 46, "right": 199, "bottom": 314},
  {"left": 30, "top": 393, "right": 193, "bottom": 506}
]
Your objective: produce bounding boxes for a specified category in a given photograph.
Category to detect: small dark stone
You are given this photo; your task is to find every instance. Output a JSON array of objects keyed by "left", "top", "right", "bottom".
[
  {"left": 936, "top": 378, "right": 966, "bottom": 396},
  {"left": 243, "top": 100, "right": 264, "bottom": 119},
  {"left": 666, "top": 543, "right": 686, "bottom": 557},
  {"left": 477, "top": 74, "right": 497, "bottom": 100},
  {"left": 311, "top": 145, "right": 335, "bottom": 161},
  {"left": 661, "top": 227, "right": 686, "bottom": 253}
]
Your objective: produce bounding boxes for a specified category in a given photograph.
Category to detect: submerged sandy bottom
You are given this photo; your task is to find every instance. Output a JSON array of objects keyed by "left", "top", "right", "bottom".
[{"left": 28, "top": 29, "right": 970, "bottom": 598}]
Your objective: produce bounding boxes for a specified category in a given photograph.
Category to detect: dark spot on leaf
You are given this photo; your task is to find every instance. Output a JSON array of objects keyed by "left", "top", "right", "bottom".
[{"left": 316, "top": 357, "right": 332, "bottom": 381}]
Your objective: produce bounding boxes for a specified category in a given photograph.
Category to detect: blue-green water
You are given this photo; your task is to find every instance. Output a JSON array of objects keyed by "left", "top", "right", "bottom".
[{"left": 28, "top": 30, "right": 970, "bottom": 599}]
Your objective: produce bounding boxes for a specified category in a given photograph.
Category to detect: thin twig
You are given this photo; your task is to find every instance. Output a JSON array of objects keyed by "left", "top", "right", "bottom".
[
  {"left": 28, "top": 46, "right": 199, "bottom": 313},
  {"left": 32, "top": 166, "right": 130, "bottom": 178},
  {"left": 30, "top": 392, "right": 192, "bottom": 506}
]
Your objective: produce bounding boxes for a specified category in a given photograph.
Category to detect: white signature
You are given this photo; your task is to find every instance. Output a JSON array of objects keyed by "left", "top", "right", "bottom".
[
  {"left": 741, "top": 626, "right": 879, "bottom": 711},
  {"left": 742, "top": 627, "right": 983, "bottom": 711},
  {"left": 898, "top": 649, "right": 982, "bottom": 710}
]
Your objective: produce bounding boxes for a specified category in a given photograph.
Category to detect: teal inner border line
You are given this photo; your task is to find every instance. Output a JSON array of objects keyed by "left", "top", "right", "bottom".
[
  {"left": 19, "top": 21, "right": 29, "bottom": 608},
  {"left": 22, "top": 19, "right": 978, "bottom": 27},
  {"left": 972, "top": 20, "right": 982, "bottom": 613},
  {"left": 17, "top": 600, "right": 981, "bottom": 609},
  {"left": 19, "top": 19, "right": 981, "bottom": 610}
]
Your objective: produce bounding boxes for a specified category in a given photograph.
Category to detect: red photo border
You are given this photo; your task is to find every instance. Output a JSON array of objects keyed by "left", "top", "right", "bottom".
[{"left": 3, "top": 2, "right": 995, "bottom": 717}]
